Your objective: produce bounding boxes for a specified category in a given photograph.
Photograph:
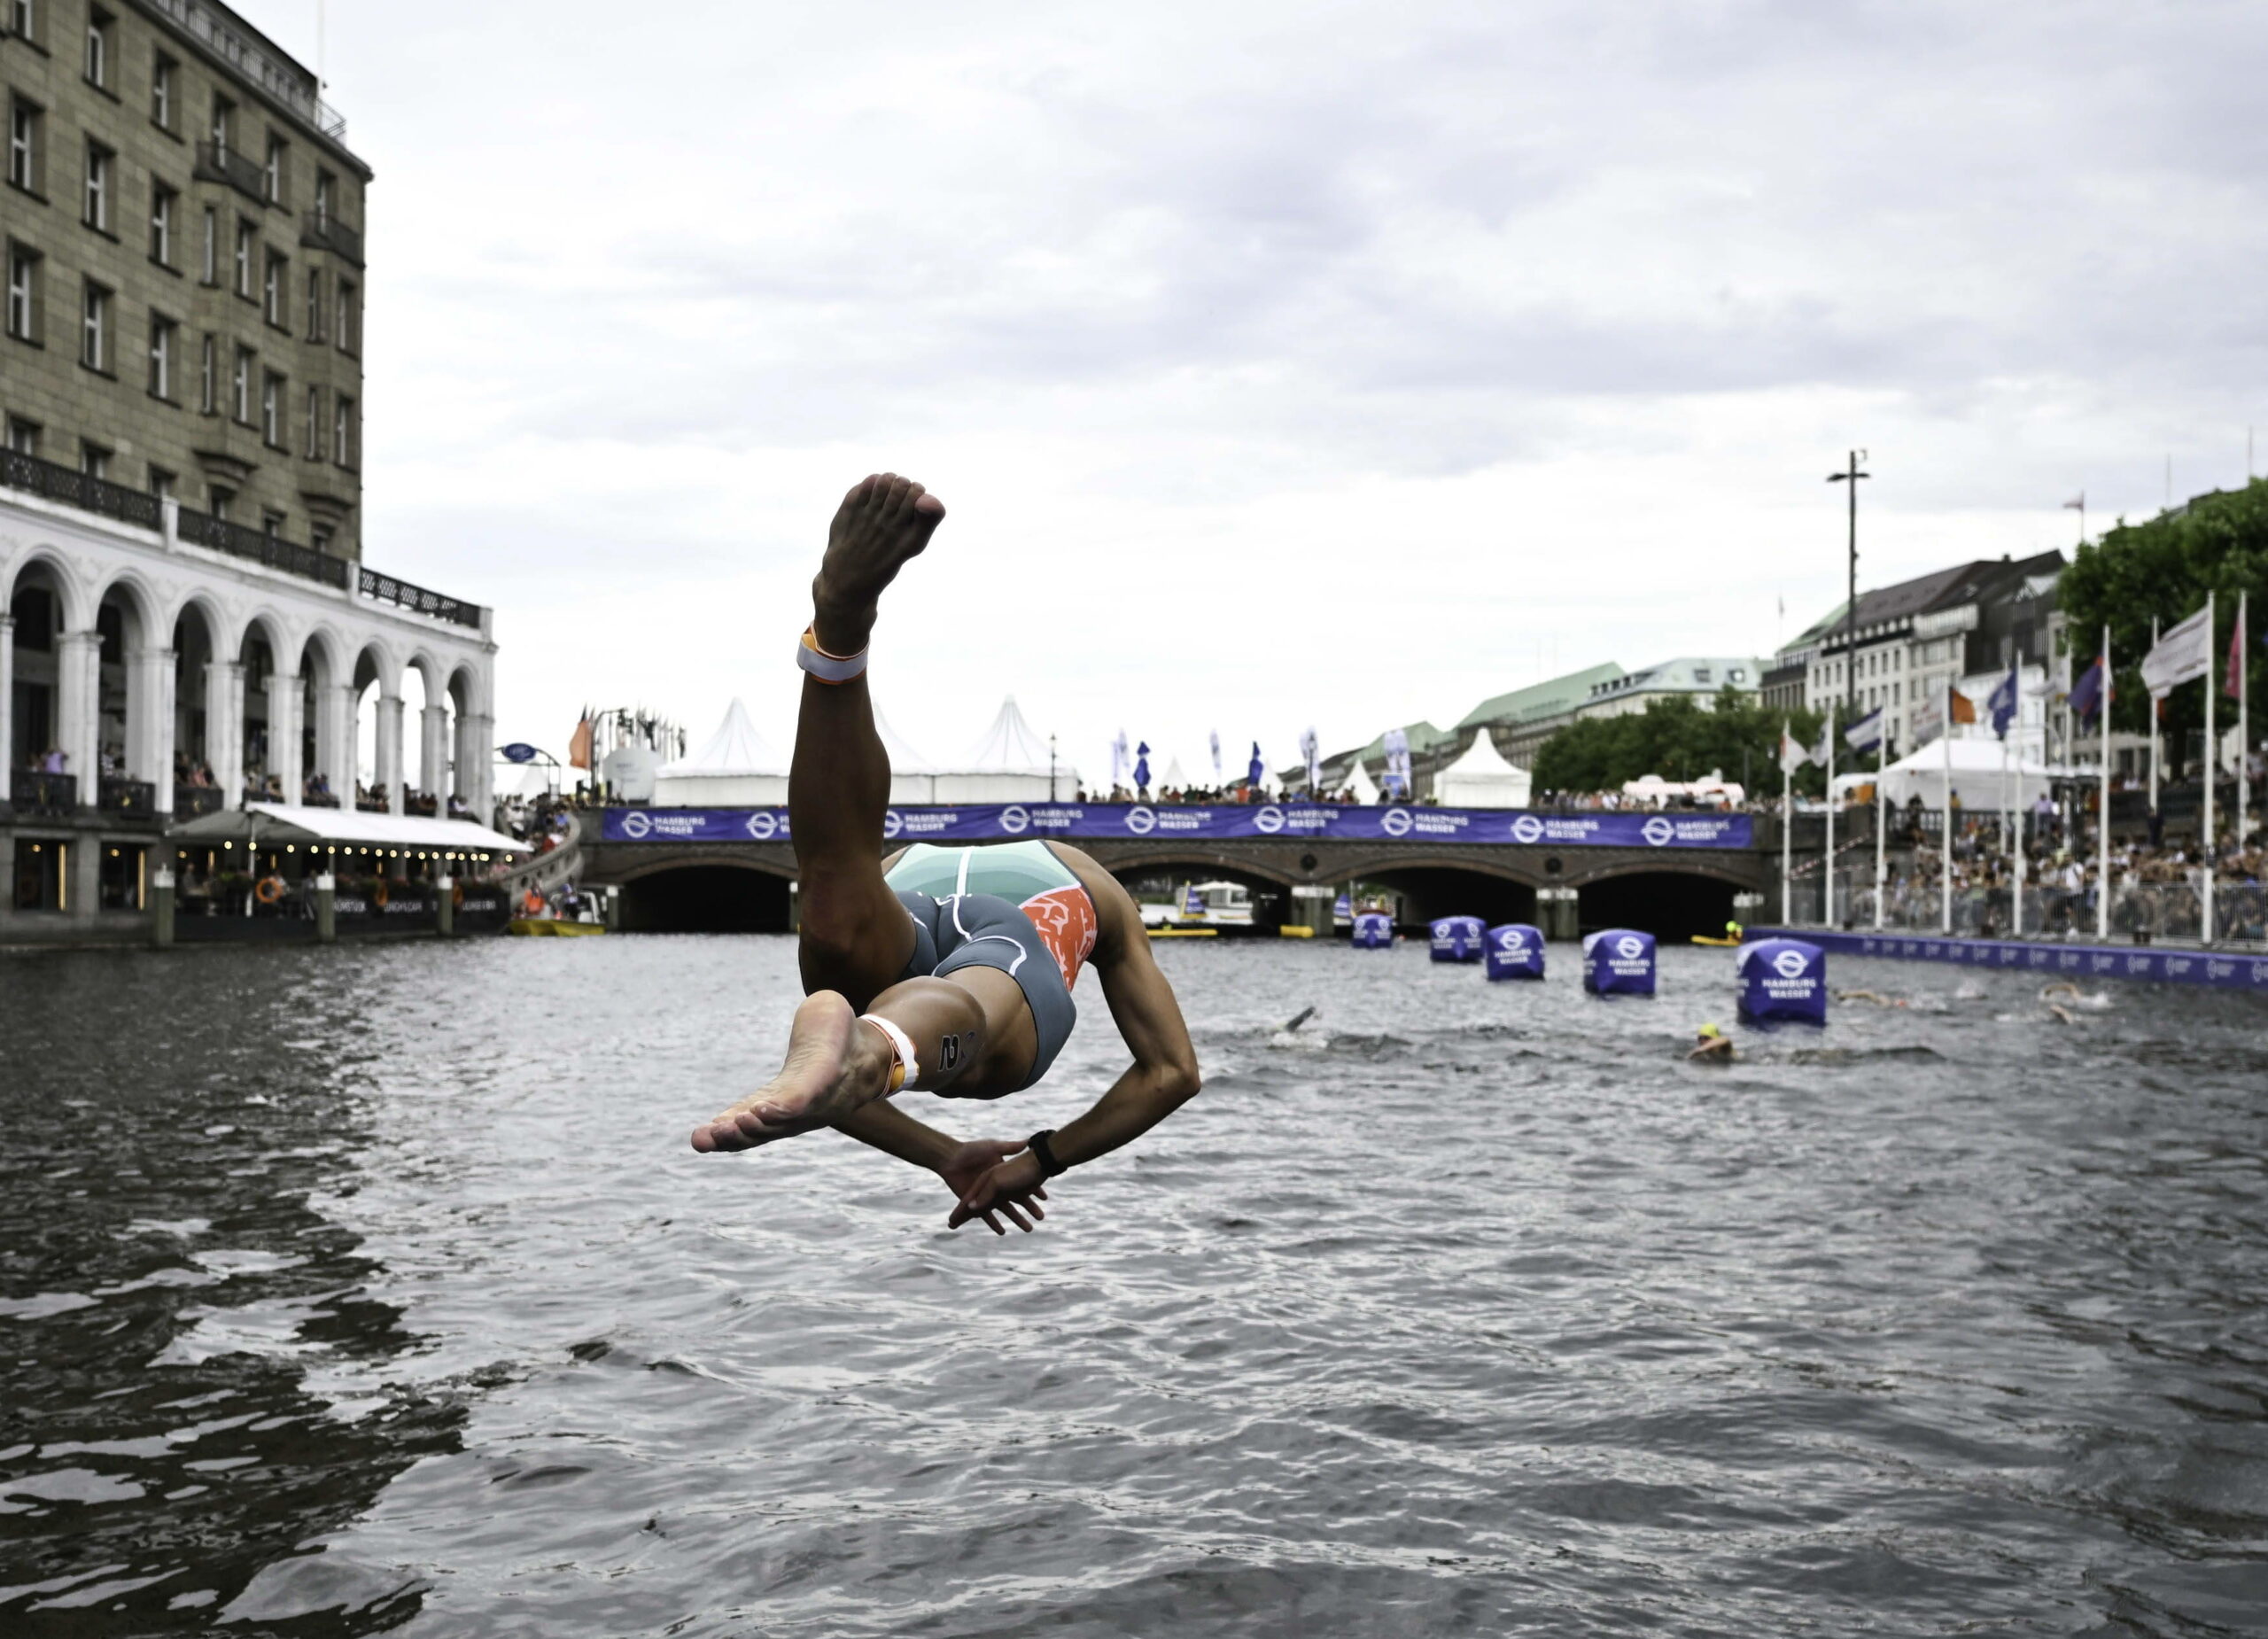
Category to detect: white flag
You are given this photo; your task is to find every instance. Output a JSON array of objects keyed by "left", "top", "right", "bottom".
[
  {"left": 1909, "top": 691, "right": 1946, "bottom": 749},
  {"left": 1299, "top": 726, "right": 1321, "bottom": 790},
  {"left": 1110, "top": 729, "right": 1130, "bottom": 787},
  {"left": 1209, "top": 729, "right": 1222, "bottom": 781},
  {"left": 1778, "top": 726, "right": 1808, "bottom": 774},
  {"left": 2141, "top": 605, "right": 2212, "bottom": 698}
]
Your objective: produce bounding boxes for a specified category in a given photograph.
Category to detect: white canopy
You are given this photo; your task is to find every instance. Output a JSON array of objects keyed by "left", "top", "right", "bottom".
[
  {"left": 1838, "top": 734, "right": 2060, "bottom": 811},
  {"left": 1343, "top": 759, "right": 1382, "bottom": 804},
  {"left": 495, "top": 761, "right": 555, "bottom": 801},
  {"left": 654, "top": 698, "right": 788, "bottom": 807},
  {"left": 173, "top": 801, "right": 530, "bottom": 855},
  {"left": 1162, "top": 756, "right": 1189, "bottom": 789},
  {"left": 1434, "top": 731, "right": 1534, "bottom": 809},
  {"left": 928, "top": 696, "right": 1081, "bottom": 804}
]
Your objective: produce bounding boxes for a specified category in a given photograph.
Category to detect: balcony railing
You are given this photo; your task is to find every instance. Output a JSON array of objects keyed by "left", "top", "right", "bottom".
[
  {"left": 176, "top": 508, "right": 353, "bottom": 589},
  {"left": 359, "top": 567, "right": 482, "bottom": 628},
  {"left": 13, "top": 772, "right": 78, "bottom": 814},
  {"left": 299, "top": 209, "right": 363, "bottom": 266},
  {"left": 195, "top": 139, "right": 271, "bottom": 206},
  {"left": 97, "top": 776, "right": 158, "bottom": 819},
  {"left": 1, "top": 448, "right": 164, "bottom": 529},
  {"left": 174, "top": 784, "right": 225, "bottom": 820}
]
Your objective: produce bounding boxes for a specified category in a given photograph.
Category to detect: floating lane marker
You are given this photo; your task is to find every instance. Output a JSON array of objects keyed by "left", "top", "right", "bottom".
[{"left": 1744, "top": 929, "right": 2268, "bottom": 993}]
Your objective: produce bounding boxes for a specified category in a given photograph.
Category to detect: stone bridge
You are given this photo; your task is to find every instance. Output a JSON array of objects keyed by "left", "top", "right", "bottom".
[{"left": 579, "top": 828, "right": 1783, "bottom": 938}]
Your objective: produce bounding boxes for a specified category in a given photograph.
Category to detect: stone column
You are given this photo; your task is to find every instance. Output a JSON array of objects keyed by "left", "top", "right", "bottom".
[
  {"left": 421, "top": 702, "right": 450, "bottom": 808},
  {"left": 0, "top": 615, "right": 13, "bottom": 804},
  {"left": 68, "top": 827, "right": 100, "bottom": 921},
  {"left": 131, "top": 646, "right": 175, "bottom": 788},
  {"left": 376, "top": 693, "right": 405, "bottom": 814},
  {"left": 57, "top": 631, "right": 101, "bottom": 807},
  {"left": 267, "top": 670, "right": 302, "bottom": 804},
  {"left": 317, "top": 682, "right": 355, "bottom": 797},
  {"left": 208, "top": 661, "right": 245, "bottom": 802},
  {"left": 459, "top": 711, "right": 494, "bottom": 823}
]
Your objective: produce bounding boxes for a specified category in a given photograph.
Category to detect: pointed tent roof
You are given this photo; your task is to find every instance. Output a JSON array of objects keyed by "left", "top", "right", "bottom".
[
  {"left": 872, "top": 705, "right": 933, "bottom": 773},
  {"left": 662, "top": 697, "right": 782, "bottom": 777},
  {"left": 1441, "top": 729, "right": 1522, "bottom": 778},
  {"left": 960, "top": 696, "right": 1053, "bottom": 775},
  {"left": 1162, "top": 756, "right": 1189, "bottom": 788},
  {"left": 1343, "top": 759, "right": 1381, "bottom": 803}
]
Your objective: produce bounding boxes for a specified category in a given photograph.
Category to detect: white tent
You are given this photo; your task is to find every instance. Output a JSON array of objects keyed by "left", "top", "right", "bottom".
[
  {"left": 930, "top": 697, "right": 1080, "bottom": 804},
  {"left": 1837, "top": 734, "right": 2060, "bottom": 812},
  {"left": 173, "top": 801, "right": 529, "bottom": 856},
  {"left": 496, "top": 761, "right": 555, "bottom": 802},
  {"left": 1343, "top": 759, "right": 1382, "bottom": 804},
  {"left": 652, "top": 698, "right": 788, "bottom": 807},
  {"left": 1434, "top": 731, "right": 1534, "bottom": 808},
  {"left": 1162, "top": 756, "right": 1190, "bottom": 791}
]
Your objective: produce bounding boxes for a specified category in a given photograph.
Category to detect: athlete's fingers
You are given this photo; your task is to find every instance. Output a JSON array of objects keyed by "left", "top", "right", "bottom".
[
  {"left": 998, "top": 1201, "right": 1033, "bottom": 1232},
  {"left": 981, "top": 1210, "right": 1006, "bottom": 1236}
]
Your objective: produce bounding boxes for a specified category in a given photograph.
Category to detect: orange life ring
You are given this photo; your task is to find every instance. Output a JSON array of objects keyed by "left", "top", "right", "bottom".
[
  {"left": 254, "top": 874, "right": 286, "bottom": 905},
  {"left": 373, "top": 880, "right": 390, "bottom": 909}
]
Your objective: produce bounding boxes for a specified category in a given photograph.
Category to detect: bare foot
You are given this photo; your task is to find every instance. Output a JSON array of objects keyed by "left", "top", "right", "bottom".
[
  {"left": 689, "top": 992, "right": 895, "bottom": 1152},
  {"left": 811, "top": 473, "right": 947, "bottom": 655}
]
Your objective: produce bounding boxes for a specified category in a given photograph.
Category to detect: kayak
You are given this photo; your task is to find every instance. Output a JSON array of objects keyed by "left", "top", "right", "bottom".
[
  {"left": 509, "top": 918, "right": 606, "bottom": 936},
  {"left": 1690, "top": 935, "right": 1742, "bottom": 946}
]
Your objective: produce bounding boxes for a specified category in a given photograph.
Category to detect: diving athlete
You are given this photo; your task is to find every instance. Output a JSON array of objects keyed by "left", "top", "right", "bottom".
[{"left": 689, "top": 474, "right": 1203, "bottom": 1235}]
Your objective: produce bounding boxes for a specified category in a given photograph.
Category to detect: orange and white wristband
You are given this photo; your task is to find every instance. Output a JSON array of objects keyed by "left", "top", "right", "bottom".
[
  {"left": 860, "top": 1014, "right": 918, "bottom": 1093},
  {"left": 797, "top": 625, "right": 868, "bottom": 684}
]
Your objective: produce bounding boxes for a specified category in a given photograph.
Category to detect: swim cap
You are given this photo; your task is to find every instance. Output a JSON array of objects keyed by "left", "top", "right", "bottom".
[{"left": 1697, "top": 1022, "right": 1723, "bottom": 1038}]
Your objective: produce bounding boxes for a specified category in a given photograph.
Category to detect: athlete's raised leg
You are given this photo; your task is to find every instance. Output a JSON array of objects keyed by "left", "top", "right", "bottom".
[{"left": 791, "top": 473, "right": 946, "bottom": 1005}]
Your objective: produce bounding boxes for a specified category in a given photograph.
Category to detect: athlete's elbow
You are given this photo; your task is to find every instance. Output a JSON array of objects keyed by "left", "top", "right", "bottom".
[{"left": 1156, "top": 1055, "right": 1202, "bottom": 1104}]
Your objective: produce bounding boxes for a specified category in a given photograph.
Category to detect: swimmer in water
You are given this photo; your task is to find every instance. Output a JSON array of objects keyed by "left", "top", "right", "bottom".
[
  {"left": 1688, "top": 1022, "right": 1736, "bottom": 1062},
  {"left": 689, "top": 475, "right": 1203, "bottom": 1235}
]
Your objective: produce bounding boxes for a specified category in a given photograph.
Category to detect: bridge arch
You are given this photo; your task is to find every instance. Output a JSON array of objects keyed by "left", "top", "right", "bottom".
[
  {"left": 615, "top": 854, "right": 795, "bottom": 934},
  {"left": 1332, "top": 852, "right": 1542, "bottom": 927},
  {"left": 1566, "top": 866, "right": 1744, "bottom": 943},
  {"left": 1097, "top": 851, "right": 1300, "bottom": 931}
]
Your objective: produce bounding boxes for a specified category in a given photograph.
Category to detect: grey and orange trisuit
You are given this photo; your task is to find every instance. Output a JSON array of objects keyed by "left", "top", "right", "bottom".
[{"left": 880, "top": 840, "right": 1098, "bottom": 1092}]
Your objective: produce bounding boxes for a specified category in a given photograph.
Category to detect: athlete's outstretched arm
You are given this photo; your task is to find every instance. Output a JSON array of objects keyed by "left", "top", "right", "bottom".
[
  {"left": 948, "top": 867, "right": 1200, "bottom": 1227},
  {"left": 830, "top": 1099, "right": 1052, "bottom": 1235}
]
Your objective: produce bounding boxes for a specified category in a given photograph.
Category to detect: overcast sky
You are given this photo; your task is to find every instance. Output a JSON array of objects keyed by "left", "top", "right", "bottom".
[{"left": 268, "top": 0, "right": 2266, "bottom": 782}]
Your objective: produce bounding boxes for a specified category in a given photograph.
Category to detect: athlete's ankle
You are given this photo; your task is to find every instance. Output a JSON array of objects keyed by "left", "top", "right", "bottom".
[{"left": 811, "top": 579, "right": 876, "bottom": 656}]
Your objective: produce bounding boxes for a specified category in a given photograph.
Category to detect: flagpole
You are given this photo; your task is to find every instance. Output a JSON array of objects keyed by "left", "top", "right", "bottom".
[
  {"left": 2241, "top": 591, "right": 2251, "bottom": 869},
  {"left": 1781, "top": 721, "right": 1793, "bottom": 928},
  {"left": 2148, "top": 616, "right": 2161, "bottom": 822},
  {"left": 1824, "top": 719, "right": 1837, "bottom": 928},
  {"left": 2203, "top": 591, "right": 2216, "bottom": 944},
  {"left": 2098, "top": 629, "right": 2111, "bottom": 943},
  {"left": 1942, "top": 687, "right": 1953, "bottom": 935},
  {"left": 1874, "top": 726, "right": 1886, "bottom": 929},
  {"left": 2003, "top": 707, "right": 2016, "bottom": 938}
]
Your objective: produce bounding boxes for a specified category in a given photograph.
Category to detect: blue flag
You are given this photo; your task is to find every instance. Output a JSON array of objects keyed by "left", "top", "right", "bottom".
[
  {"left": 2070, "top": 656, "right": 2105, "bottom": 725},
  {"left": 1843, "top": 707, "right": 1884, "bottom": 755},
  {"left": 1133, "top": 741, "right": 1151, "bottom": 789},
  {"left": 1247, "top": 742, "right": 1263, "bottom": 786},
  {"left": 1988, "top": 665, "right": 2019, "bottom": 740}
]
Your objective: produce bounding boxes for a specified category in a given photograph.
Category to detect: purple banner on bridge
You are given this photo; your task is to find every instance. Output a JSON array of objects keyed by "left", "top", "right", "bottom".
[
  {"left": 600, "top": 804, "right": 1751, "bottom": 849},
  {"left": 1754, "top": 928, "right": 2268, "bottom": 994}
]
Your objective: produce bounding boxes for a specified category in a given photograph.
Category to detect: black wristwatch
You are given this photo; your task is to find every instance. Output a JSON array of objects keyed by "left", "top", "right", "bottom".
[{"left": 1026, "top": 1130, "right": 1067, "bottom": 1177}]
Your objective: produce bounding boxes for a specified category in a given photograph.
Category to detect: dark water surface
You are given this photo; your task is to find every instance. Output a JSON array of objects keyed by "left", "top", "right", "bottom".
[{"left": 4, "top": 937, "right": 2267, "bottom": 1636}]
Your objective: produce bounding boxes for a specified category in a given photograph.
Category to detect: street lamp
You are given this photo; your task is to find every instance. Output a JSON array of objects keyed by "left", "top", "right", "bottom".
[
  {"left": 1825, "top": 450, "right": 1870, "bottom": 929},
  {"left": 1049, "top": 733, "right": 1058, "bottom": 803}
]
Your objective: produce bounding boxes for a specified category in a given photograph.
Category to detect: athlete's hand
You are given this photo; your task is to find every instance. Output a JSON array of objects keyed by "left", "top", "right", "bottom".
[
  {"left": 948, "top": 1149, "right": 1050, "bottom": 1236},
  {"left": 938, "top": 1141, "right": 1047, "bottom": 1235}
]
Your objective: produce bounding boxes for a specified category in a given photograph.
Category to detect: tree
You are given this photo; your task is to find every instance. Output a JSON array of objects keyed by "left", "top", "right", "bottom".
[
  {"left": 2057, "top": 478, "right": 2268, "bottom": 757},
  {"left": 1532, "top": 687, "right": 1834, "bottom": 797}
]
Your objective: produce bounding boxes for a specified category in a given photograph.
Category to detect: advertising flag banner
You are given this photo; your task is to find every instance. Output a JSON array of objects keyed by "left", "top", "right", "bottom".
[
  {"left": 1210, "top": 730, "right": 1223, "bottom": 781},
  {"left": 2142, "top": 604, "right": 2212, "bottom": 697},
  {"left": 1247, "top": 742, "right": 1264, "bottom": 787},
  {"left": 1382, "top": 727, "right": 1412, "bottom": 797},
  {"left": 1300, "top": 726, "right": 1321, "bottom": 790},
  {"left": 1909, "top": 692, "right": 1946, "bottom": 748},
  {"left": 1132, "top": 742, "right": 1151, "bottom": 790}
]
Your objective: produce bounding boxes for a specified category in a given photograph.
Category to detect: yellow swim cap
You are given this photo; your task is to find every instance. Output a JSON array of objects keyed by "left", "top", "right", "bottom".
[{"left": 1697, "top": 1022, "right": 1723, "bottom": 1038}]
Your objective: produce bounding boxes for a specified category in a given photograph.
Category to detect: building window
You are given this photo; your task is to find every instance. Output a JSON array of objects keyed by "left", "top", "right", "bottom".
[
  {"left": 150, "top": 182, "right": 175, "bottom": 264},
  {"left": 263, "top": 250, "right": 286, "bottom": 326},
  {"left": 198, "top": 330, "right": 215, "bottom": 411},
  {"left": 81, "top": 278, "right": 111, "bottom": 370},
  {"left": 4, "top": 240, "right": 39, "bottom": 342},
  {"left": 332, "top": 393, "right": 355, "bottom": 467},
  {"left": 234, "top": 220, "right": 253, "bottom": 296},
  {"left": 260, "top": 509, "right": 284, "bottom": 536},
  {"left": 200, "top": 204, "right": 217, "bottom": 283},
  {"left": 148, "top": 464, "right": 174, "bottom": 500},
  {"left": 6, "top": 96, "right": 40, "bottom": 196},
  {"left": 260, "top": 369, "right": 282, "bottom": 445},
  {"left": 148, "top": 313, "right": 175, "bottom": 398},
  {"left": 315, "top": 168, "right": 333, "bottom": 228},
  {"left": 311, "top": 523, "right": 332, "bottom": 553},
  {"left": 337, "top": 278, "right": 357, "bottom": 353},
  {"left": 263, "top": 134, "right": 287, "bottom": 204},
  {"left": 210, "top": 96, "right": 233, "bottom": 160},
  {"left": 231, "top": 345, "right": 252, "bottom": 422},
  {"left": 5, "top": 416, "right": 40, "bottom": 455},
  {"left": 304, "top": 266, "right": 322, "bottom": 338},
  {"left": 84, "top": 7, "right": 113, "bottom": 91},
  {"left": 8, "top": 1, "right": 38, "bottom": 46},
  {"left": 82, "top": 139, "right": 113, "bottom": 231},
  {"left": 81, "top": 439, "right": 111, "bottom": 480},
  {"left": 151, "top": 52, "right": 176, "bottom": 130},
  {"left": 208, "top": 483, "right": 232, "bottom": 520},
  {"left": 303, "top": 382, "right": 320, "bottom": 456}
]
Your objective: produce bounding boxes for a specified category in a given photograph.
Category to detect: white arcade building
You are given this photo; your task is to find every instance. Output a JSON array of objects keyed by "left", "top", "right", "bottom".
[{"left": 3, "top": 470, "right": 497, "bottom": 940}]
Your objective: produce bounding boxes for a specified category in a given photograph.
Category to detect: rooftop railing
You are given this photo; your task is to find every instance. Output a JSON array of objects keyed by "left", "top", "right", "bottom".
[
  {"left": 175, "top": 507, "right": 353, "bottom": 589},
  {"left": 360, "top": 567, "right": 482, "bottom": 628},
  {"left": 0, "top": 449, "right": 163, "bottom": 529}
]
